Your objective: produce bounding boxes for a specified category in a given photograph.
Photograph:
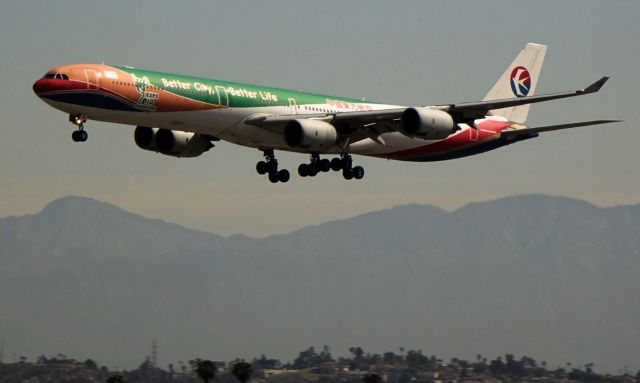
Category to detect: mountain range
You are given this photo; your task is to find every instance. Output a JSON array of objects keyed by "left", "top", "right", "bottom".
[{"left": 0, "top": 195, "right": 638, "bottom": 372}]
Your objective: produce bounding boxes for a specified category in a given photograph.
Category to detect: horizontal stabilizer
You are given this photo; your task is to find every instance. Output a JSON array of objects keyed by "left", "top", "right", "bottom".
[{"left": 502, "top": 119, "right": 622, "bottom": 138}]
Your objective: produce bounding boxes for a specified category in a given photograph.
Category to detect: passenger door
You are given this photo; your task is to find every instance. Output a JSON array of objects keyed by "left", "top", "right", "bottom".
[{"left": 84, "top": 69, "right": 99, "bottom": 90}]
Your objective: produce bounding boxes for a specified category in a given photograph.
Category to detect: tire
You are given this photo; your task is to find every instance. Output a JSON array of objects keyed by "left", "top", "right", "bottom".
[
  {"left": 256, "top": 161, "right": 268, "bottom": 175},
  {"left": 71, "top": 131, "right": 80, "bottom": 142},
  {"left": 353, "top": 166, "right": 365, "bottom": 180},
  {"left": 298, "top": 164, "right": 308, "bottom": 177},
  {"left": 330, "top": 158, "right": 342, "bottom": 171},
  {"left": 278, "top": 169, "right": 290, "bottom": 183},
  {"left": 268, "top": 172, "right": 279, "bottom": 183},
  {"left": 320, "top": 158, "right": 331, "bottom": 172},
  {"left": 79, "top": 130, "right": 88, "bottom": 142},
  {"left": 342, "top": 169, "right": 354, "bottom": 180},
  {"left": 307, "top": 166, "right": 318, "bottom": 177}
]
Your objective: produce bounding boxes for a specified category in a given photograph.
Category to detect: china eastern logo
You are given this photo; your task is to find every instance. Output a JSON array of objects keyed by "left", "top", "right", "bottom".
[
  {"left": 510, "top": 66, "right": 531, "bottom": 97},
  {"left": 131, "top": 74, "right": 159, "bottom": 108}
]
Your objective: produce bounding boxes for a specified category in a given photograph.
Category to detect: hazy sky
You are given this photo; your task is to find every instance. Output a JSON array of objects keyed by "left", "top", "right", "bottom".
[{"left": 1, "top": 0, "right": 638, "bottom": 236}]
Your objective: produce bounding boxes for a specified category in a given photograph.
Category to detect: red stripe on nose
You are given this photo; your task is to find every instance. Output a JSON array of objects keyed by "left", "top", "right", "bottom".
[
  {"left": 32, "top": 79, "right": 47, "bottom": 95},
  {"left": 33, "top": 78, "right": 86, "bottom": 96}
]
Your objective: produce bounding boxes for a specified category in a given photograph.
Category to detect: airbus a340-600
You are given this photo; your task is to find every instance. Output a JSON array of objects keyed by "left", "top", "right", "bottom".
[{"left": 33, "top": 43, "right": 617, "bottom": 183}]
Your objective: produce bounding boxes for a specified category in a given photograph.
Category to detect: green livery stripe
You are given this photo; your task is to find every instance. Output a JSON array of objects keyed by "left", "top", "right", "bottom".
[{"left": 115, "top": 66, "right": 379, "bottom": 109}]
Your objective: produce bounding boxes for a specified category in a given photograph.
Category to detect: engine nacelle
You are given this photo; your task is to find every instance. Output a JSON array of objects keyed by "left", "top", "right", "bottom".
[
  {"left": 284, "top": 119, "right": 338, "bottom": 151},
  {"left": 134, "top": 126, "right": 213, "bottom": 158},
  {"left": 134, "top": 126, "right": 158, "bottom": 150},
  {"left": 400, "top": 107, "right": 456, "bottom": 139}
]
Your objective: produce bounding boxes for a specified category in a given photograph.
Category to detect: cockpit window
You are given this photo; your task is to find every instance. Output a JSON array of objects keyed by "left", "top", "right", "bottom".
[{"left": 43, "top": 73, "right": 69, "bottom": 80}]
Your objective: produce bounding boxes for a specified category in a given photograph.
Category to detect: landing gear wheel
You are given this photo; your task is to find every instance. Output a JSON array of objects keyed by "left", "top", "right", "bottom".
[
  {"left": 278, "top": 169, "right": 290, "bottom": 183},
  {"left": 298, "top": 164, "right": 309, "bottom": 177},
  {"left": 353, "top": 166, "right": 365, "bottom": 180},
  {"left": 337, "top": 153, "right": 364, "bottom": 181},
  {"left": 268, "top": 172, "right": 279, "bottom": 183},
  {"left": 71, "top": 130, "right": 87, "bottom": 142},
  {"left": 256, "top": 161, "right": 268, "bottom": 175},
  {"left": 69, "top": 114, "right": 88, "bottom": 142},
  {"left": 330, "top": 158, "right": 342, "bottom": 171},
  {"left": 307, "top": 166, "right": 318, "bottom": 177},
  {"left": 320, "top": 158, "right": 331, "bottom": 172},
  {"left": 260, "top": 149, "right": 290, "bottom": 183}
]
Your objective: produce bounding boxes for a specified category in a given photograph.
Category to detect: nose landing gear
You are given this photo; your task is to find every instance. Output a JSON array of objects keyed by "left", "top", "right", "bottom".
[
  {"left": 256, "top": 149, "right": 290, "bottom": 183},
  {"left": 69, "top": 113, "right": 88, "bottom": 142}
]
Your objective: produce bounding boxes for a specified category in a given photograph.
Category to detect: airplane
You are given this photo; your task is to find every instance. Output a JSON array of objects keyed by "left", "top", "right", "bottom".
[{"left": 32, "top": 43, "right": 618, "bottom": 183}]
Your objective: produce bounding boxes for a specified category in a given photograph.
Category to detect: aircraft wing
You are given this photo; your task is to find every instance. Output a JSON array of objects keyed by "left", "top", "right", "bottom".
[
  {"left": 435, "top": 76, "right": 610, "bottom": 119},
  {"left": 245, "top": 76, "right": 611, "bottom": 143},
  {"left": 501, "top": 119, "right": 622, "bottom": 138}
]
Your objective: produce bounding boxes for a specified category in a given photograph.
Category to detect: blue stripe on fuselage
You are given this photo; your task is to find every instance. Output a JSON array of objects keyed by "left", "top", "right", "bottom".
[{"left": 40, "top": 91, "right": 139, "bottom": 112}]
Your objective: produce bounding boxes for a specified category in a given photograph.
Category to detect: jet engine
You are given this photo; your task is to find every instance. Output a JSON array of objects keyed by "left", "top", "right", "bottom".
[
  {"left": 134, "top": 126, "right": 213, "bottom": 158},
  {"left": 400, "top": 107, "right": 456, "bottom": 139},
  {"left": 284, "top": 119, "right": 338, "bottom": 151}
]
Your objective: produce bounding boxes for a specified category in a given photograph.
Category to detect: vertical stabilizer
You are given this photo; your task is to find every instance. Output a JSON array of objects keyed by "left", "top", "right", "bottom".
[{"left": 484, "top": 43, "right": 547, "bottom": 123}]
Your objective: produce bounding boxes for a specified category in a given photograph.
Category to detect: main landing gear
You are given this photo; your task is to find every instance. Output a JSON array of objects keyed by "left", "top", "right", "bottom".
[
  {"left": 69, "top": 113, "right": 88, "bottom": 142},
  {"left": 298, "top": 153, "right": 331, "bottom": 177},
  {"left": 256, "top": 150, "right": 364, "bottom": 183},
  {"left": 299, "top": 153, "right": 364, "bottom": 180},
  {"left": 336, "top": 153, "right": 365, "bottom": 180},
  {"left": 256, "top": 149, "right": 290, "bottom": 183}
]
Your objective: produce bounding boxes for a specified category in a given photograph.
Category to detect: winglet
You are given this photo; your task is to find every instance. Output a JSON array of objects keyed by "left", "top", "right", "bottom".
[{"left": 582, "top": 76, "right": 609, "bottom": 94}]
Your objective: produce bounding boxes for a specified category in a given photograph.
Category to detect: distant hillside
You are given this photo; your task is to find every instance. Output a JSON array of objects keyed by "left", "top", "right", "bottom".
[{"left": 0, "top": 195, "right": 638, "bottom": 371}]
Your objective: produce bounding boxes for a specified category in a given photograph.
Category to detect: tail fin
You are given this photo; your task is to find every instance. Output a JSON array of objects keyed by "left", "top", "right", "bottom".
[{"left": 484, "top": 43, "right": 547, "bottom": 123}]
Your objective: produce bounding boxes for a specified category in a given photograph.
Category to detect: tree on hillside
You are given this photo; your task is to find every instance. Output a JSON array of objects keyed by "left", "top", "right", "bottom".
[
  {"left": 191, "top": 359, "right": 217, "bottom": 383},
  {"left": 489, "top": 356, "right": 506, "bottom": 375},
  {"left": 253, "top": 354, "right": 281, "bottom": 370},
  {"left": 293, "top": 346, "right": 331, "bottom": 369},
  {"left": 84, "top": 359, "right": 99, "bottom": 371},
  {"left": 231, "top": 361, "right": 253, "bottom": 383},
  {"left": 383, "top": 352, "right": 402, "bottom": 365},
  {"left": 362, "top": 373, "right": 383, "bottom": 383},
  {"left": 405, "top": 350, "right": 431, "bottom": 370},
  {"left": 349, "top": 346, "right": 365, "bottom": 360},
  {"left": 319, "top": 345, "right": 335, "bottom": 363},
  {"left": 105, "top": 375, "right": 124, "bottom": 383}
]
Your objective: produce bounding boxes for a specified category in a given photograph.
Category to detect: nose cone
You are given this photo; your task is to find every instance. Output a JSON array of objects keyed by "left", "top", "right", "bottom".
[{"left": 33, "top": 78, "right": 47, "bottom": 96}]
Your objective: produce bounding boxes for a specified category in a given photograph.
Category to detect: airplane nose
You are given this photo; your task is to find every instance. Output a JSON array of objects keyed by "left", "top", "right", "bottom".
[{"left": 33, "top": 79, "right": 45, "bottom": 96}]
